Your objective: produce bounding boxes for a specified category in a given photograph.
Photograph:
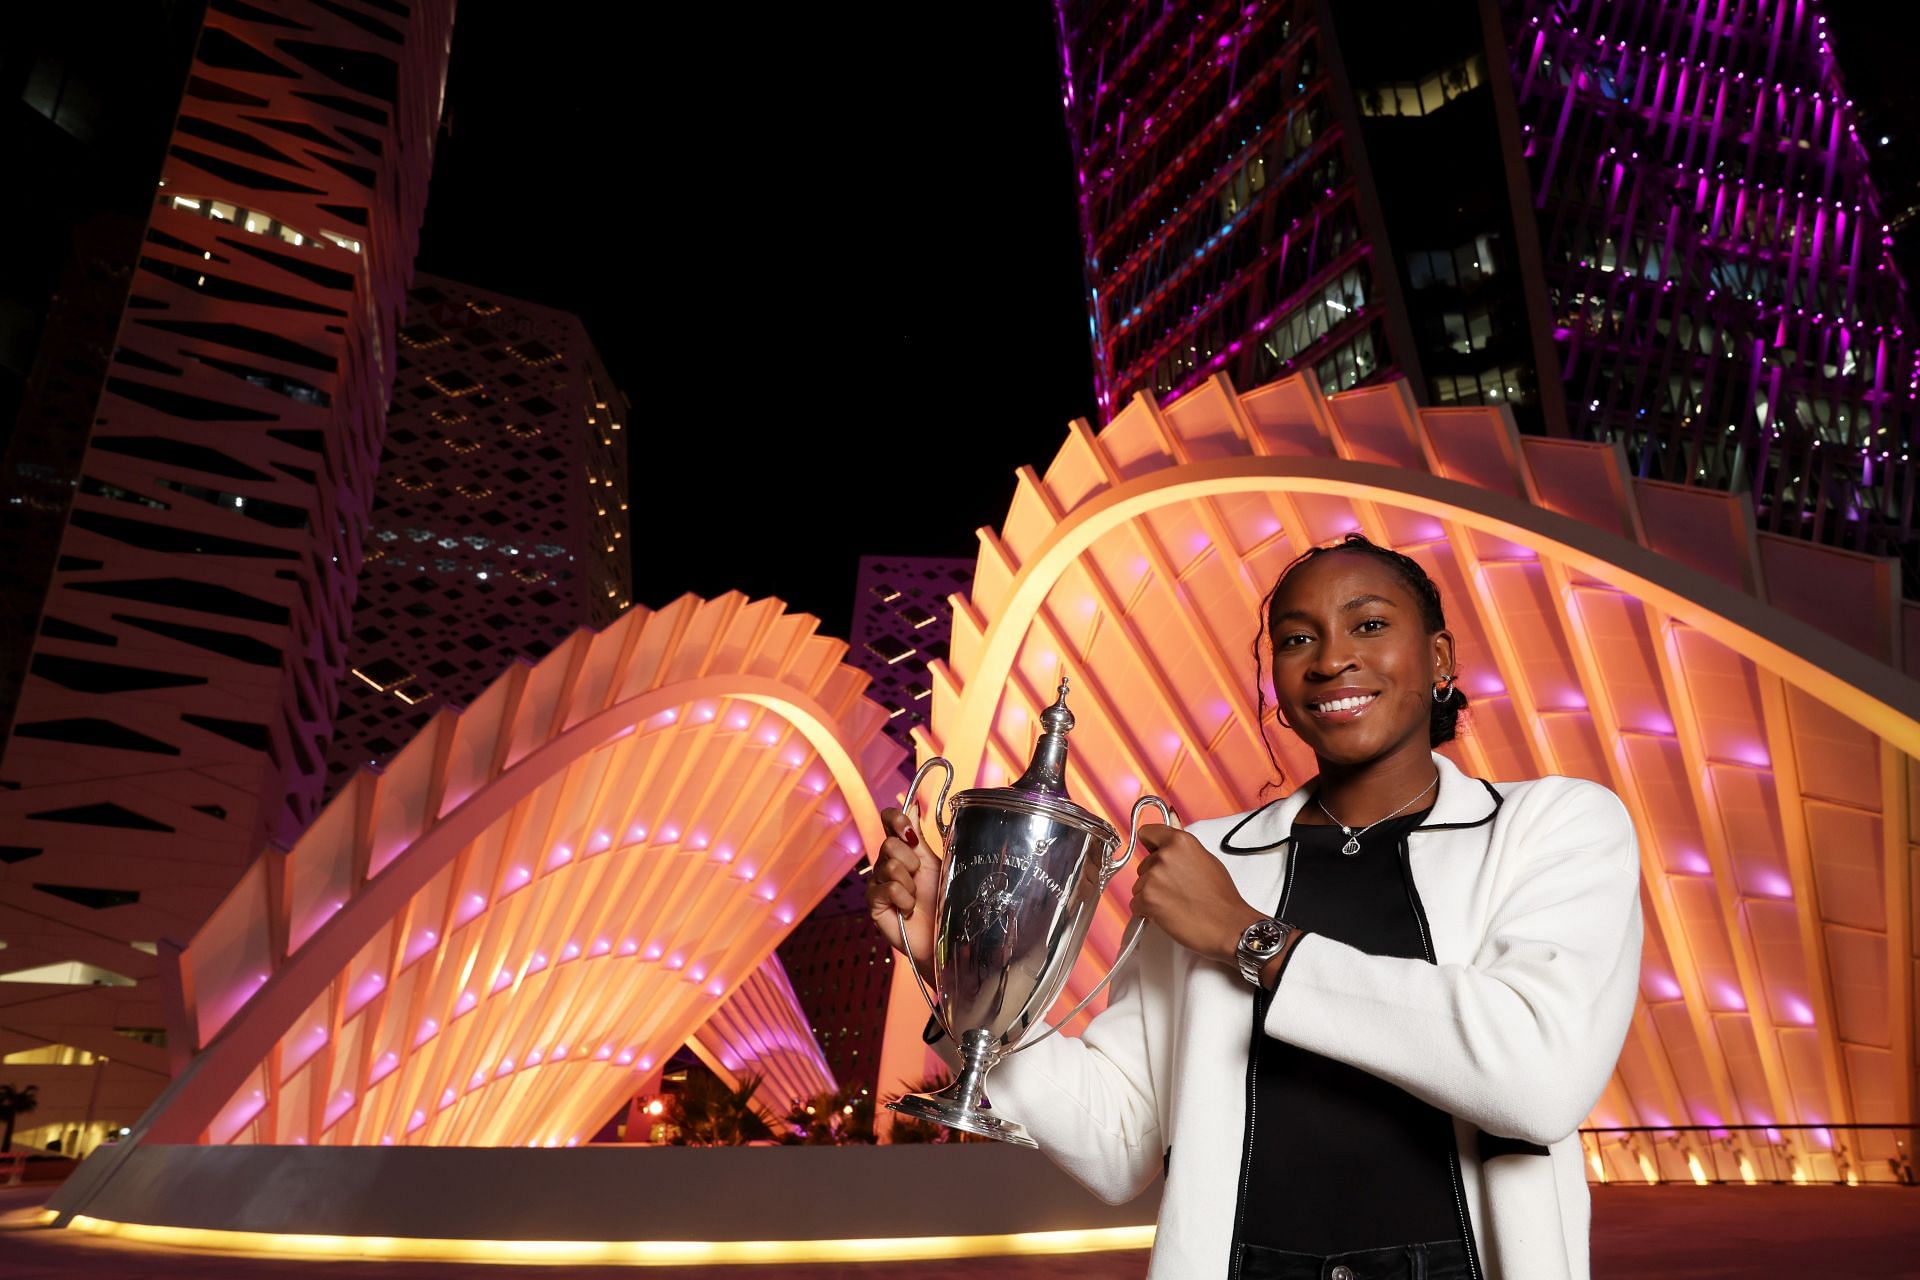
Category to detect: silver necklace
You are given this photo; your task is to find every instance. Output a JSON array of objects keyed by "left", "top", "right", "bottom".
[{"left": 1314, "top": 773, "right": 1439, "bottom": 856}]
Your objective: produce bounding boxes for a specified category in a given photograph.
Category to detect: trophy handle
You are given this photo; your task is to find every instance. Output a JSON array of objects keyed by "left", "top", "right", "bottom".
[
  {"left": 1005, "top": 795, "right": 1179, "bottom": 1057},
  {"left": 891, "top": 756, "right": 956, "bottom": 1041}
]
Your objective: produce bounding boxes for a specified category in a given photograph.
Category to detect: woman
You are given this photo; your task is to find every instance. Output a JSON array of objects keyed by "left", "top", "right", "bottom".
[{"left": 867, "top": 533, "right": 1644, "bottom": 1280}]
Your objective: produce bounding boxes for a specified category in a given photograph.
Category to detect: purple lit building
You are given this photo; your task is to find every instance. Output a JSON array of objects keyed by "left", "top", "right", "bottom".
[{"left": 1056, "top": 0, "right": 1918, "bottom": 566}]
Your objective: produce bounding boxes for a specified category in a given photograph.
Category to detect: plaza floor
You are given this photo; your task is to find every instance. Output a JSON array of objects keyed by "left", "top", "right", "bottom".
[{"left": 1, "top": 1183, "right": 1915, "bottom": 1278}]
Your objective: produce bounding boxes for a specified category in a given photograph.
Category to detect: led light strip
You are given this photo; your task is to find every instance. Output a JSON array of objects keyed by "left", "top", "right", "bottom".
[{"left": 50, "top": 1213, "right": 1155, "bottom": 1265}]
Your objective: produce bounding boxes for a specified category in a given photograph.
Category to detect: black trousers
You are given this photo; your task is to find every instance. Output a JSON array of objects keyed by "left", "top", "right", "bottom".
[{"left": 1234, "top": 1237, "right": 1472, "bottom": 1280}]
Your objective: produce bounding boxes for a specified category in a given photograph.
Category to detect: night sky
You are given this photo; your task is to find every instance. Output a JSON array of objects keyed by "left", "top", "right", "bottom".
[
  {"left": 415, "top": 6, "right": 1092, "bottom": 641},
  {"left": 414, "top": 4, "right": 1920, "bottom": 643}
]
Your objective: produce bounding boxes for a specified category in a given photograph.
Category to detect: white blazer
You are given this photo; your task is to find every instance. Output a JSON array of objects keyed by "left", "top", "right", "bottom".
[{"left": 933, "top": 748, "right": 1643, "bottom": 1280}]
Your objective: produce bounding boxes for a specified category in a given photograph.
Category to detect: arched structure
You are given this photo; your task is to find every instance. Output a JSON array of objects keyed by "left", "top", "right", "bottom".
[
  {"left": 95, "top": 593, "right": 898, "bottom": 1156},
  {"left": 687, "top": 953, "right": 839, "bottom": 1122},
  {"left": 901, "top": 371, "right": 1920, "bottom": 1185}
]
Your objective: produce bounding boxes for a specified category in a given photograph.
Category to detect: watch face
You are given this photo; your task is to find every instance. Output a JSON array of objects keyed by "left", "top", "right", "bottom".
[{"left": 1243, "top": 919, "right": 1284, "bottom": 954}]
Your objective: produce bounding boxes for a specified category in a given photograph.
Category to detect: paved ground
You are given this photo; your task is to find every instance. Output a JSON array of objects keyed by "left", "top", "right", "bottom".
[{"left": 2, "top": 1183, "right": 1915, "bottom": 1278}]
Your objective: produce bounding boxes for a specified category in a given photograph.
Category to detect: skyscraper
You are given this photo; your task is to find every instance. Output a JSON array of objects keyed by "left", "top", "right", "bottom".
[
  {"left": 1055, "top": 0, "right": 1917, "bottom": 570},
  {"left": 324, "top": 274, "right": 632, "bottom": 791},
  {"left": 0, "top": 0, "right": 455, "bottom": 1150}
]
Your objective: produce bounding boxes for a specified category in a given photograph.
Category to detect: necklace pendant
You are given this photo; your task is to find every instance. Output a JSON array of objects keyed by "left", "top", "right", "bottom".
[{"left": 1340, "top": 830, "right": 1361, "bottom": 856}]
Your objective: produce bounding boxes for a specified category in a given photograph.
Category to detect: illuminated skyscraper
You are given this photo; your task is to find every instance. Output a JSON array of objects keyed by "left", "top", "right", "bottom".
[
  {"left": 0, "top": 0, "right": 455, "bottom": 1149},
  {"left": 324, "top": 274, "right": 632, "bottom": 791},
  {"left": 1056, "top": 0, "right": 1918, "bottom": 567}
]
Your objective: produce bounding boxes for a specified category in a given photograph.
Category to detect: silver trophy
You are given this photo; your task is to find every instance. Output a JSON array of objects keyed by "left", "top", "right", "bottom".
[{"left": 886, "top": 676, "right": 1177, "bottom": 1146}]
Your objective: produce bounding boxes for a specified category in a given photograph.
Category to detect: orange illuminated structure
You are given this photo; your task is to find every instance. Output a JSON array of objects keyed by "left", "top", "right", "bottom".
[
  {"left": 881, "top": 370, "right": 1920, "bottom": 1187},
  {"left": 75, "top": 592, "right": 899, "bottom": 1155}
]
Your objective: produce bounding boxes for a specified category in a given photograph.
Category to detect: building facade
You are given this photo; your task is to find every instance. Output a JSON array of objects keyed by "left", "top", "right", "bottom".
[
  {"left": 0, "top": 0, "right": 455, "bottom": 1152},
  {"left": 1056, "top": 0, "right": 1918, "bottom": 570},
  {"left": 323, "top": 274, "right": 631, "bottom": 792}
]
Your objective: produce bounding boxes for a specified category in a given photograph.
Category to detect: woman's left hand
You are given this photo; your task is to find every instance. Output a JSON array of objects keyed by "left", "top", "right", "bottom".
[{"left": 1129, "top": 824, "right": 1261, "bottom": 965}]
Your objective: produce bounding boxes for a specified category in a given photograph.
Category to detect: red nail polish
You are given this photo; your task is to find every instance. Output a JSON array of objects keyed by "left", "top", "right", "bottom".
[{"left": 904, "top": 826, "right": 919, "bottom": 847}]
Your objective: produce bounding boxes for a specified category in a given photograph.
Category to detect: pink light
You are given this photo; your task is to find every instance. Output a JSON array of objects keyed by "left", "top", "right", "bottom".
[
  {"left": 457, "top": 893, "right": 486, "bottom": 924},
  {"left": 689, "top": 832, "right": 709, "bottom": 849},
  {"left": 776, "top": 905, "right": 796, "bottom": 925},
  {"left": 660, "top": 825, "right": 680, "bottom": 842},
  {"left": 370, "top": 1051, "right": 399, "bottom": 1084},
  {"left": 664, "top": 951, "right": 685, "bottom": 970},
  {"left": 1678, "top": 850, "right": 1712, "bottom": 875},
  {"left": 729, "top": 711, "right": 749, "bottom": 729},
  {"left": 548, "top": 845, "right": 572, "bottom": 869},
  {"left": 713, "top": 843, "right": 735, "bottom": 863},
  {"left": 1259, "top": 516, "right": 1283, "bottom": 538},
  {"left": 492, "top": 968, "right": 513, "bottom": 993},
  {"left": 1642, "top": 713, "right": 1675, "bottom": 735},
  {"left": 590, "top": 937, "right": 611, "bottom": 956},
  {"left": 637, "top": 1055, "right": 654, "bottom": 1071},
  {"left": 706, "top": 977, "right": 726, "bottom": 996},
  {"left": 643, "top": 943, "right": 664, "bottom": 961},
  {"left": 696, "top": 704, "right": 716, "bottom": 723},
  {"left": 414, "top": 1018, "right": 440, "bottom": 1048},
  {"left": 595, "top": 1045, "right": 613, "bottom": 1060},
  {"left": 553, "top": 1045, "right": 568, "bottom": 1059},
  {"left": 1754, "top": 870, "right": 1793, "bottom": 898},
  {"left": 825, "top": 801, "right": 848, "bottom": 822},
  {"left": 782, "top": 749, "right": 805, "bottom": 767},
  {"left": 497, "top": 1058, "right": 515, "bottom": 1077},
  {"left": 757, "top": 882, "right": 778, "bottom": 901},
  {"left": 528, "top": 952, "right": 549, "bottom": 973},
  {"left": 561, "top": 942, "right": 580, "bottom": 960},
  {"left": 409, "top": 1110, "right": 428, "bottom": 1133},
  {"left": 629, "top": 824, "right": 649, "bottom": 841},
  {"left": 324, "top": 1089, "right": 355, "bottom": 1129},
  {"left": 525, "top": 1049, "right": 544, "bottom": 1066},
  {"left": 619, "top": 938, "right": 639, "bottom": 955},
  {"left": 759, "top": 728, "right": 780, "bottom": 745},
  {"left": 615, "top": 1049, "right": 636, "bottom": 1065},
  {"left": 469, "top": 1072, "right": 486, "bottom": 1090},
  {"left": 689, "top": 965, "right": 708, "bottom": 983},
  {"left": 1784, "top": 995, "right": 1815, "bottom": 1025},
  {"left": 1647, "top": 972, "right": 1683, "bottom": 1000},
  {"left": 1716, "top": 983, "right": 1747, "bottom": 1011},
  {"left": 1731, "top": 742, "right": 1772, "bottom": 768},
  {"left": 592, "top": 831, "right": 611, "bottom": 851},
  {"left": 456, "top": 990, "right": 478, "bottom": 1015}
]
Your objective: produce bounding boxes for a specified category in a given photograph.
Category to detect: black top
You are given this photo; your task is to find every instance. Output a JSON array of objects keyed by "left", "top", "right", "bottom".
[{"left": 1235, "top": 799, "right": 1466, "bottom": 1253}]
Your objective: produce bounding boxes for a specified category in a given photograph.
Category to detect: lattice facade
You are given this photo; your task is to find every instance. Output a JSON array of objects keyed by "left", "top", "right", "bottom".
[
  {"left": 324, "top": 274, "right": 632, "bottom": 794},
  {"left": 0, "top": 0, "right": 454, "bottom": 1149}
]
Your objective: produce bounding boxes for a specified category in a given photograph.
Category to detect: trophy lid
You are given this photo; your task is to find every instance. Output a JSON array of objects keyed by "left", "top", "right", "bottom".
[
  {"left": 1012, "top": 676, "right": 1075, "bottom": 795},
  {"left": 949, "top": 676, "right": 1119, "bottom": 846}
]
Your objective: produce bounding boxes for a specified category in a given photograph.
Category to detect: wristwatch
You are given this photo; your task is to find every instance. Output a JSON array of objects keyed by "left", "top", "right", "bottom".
[{"left": 1235, "top": 917, "right": 1297, "bottom": 988}]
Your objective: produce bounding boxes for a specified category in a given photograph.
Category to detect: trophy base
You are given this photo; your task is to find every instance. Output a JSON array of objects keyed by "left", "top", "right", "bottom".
[{"left": 886, "top": 1091, "right": 1037, "bottom": 1148}]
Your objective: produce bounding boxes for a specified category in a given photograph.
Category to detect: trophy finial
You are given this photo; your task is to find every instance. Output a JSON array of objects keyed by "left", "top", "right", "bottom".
[{"left": 1013, "top": 674, "right": 1076, "bottom": 795}]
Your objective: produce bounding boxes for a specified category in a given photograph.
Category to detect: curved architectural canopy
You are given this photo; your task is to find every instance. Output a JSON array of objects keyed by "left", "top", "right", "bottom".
[
  {"left": 136, "top": 593, "right": 900, "bottom": 1148},
  {"left": 916, "top": 371, "right": 1920, "bottom": 1184}
]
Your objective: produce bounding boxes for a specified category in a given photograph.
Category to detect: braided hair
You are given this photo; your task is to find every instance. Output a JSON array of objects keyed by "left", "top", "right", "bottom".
[{"left": 1251, "top": 532, "right": 1469, "bottom": 788}]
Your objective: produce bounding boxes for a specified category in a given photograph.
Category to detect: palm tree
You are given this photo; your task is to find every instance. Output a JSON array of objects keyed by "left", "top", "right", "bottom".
[
  {"left": 0, "top": 1084, "right": 40, "bottom": 1153},
  {"left": 665, "top": 1067, "right": 771, "bottom": 1146},
  {"left": 882, "top": 1074, "right": 989, "bottom": 1144},
  {"left": 784, "top": 1083, "right": 876, "bottom": 1145}
]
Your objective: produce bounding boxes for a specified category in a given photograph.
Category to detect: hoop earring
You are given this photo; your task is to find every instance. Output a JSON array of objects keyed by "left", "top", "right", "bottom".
[
  {"left": 1275, "top": 709, "right": 1294, "bottom": 729},
  {"left": 1433, "top": 675, "right": 1456, "bottom": 704}
]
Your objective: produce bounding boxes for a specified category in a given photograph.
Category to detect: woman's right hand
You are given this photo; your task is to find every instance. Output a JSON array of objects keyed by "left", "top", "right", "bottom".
[{"left": 867, "top": 806, "right": 939, "bottom": 985}]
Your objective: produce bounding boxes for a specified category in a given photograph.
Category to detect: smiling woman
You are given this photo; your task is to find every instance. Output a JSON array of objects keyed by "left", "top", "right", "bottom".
[{"left": 868, "top": 529, "right": 1645, "bottom": 1280}]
